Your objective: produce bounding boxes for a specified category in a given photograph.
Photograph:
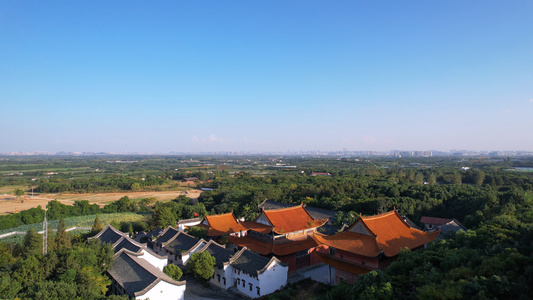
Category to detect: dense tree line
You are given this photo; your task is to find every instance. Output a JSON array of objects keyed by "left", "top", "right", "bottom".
[
  {"left": 38, "top": 175, "right": 166, "bottom": 193},
  {"left": 0, "top": 224, "right": 126, "bottom": 299},
  {"left": 198, "top": 167, "right": 533, "bottom": 228}
]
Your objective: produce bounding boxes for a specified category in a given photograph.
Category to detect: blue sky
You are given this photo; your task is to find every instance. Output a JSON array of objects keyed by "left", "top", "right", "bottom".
[{"left": 1, "top": 1, "right": 532, "bottom": 153}]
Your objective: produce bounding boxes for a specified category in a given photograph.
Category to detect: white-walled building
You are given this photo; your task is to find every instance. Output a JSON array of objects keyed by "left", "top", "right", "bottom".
[
  {"left": 230, "top": 247, "right": 288, "bottom": 298},
  {"left": 197, "top": 241, "right": 288, "bottom": 298},
  {"left": 90, "top": 225, "right": 168, "bottom": 270},
  {"left": 162, "top": 231, "right": 207, "bottom": 265},
  {"left": 198, "top": 240, "right": 237, "bottom": 290},
  {"left": 108, "top": 249, "right": 186, "bottom": 300},
  {"left": 152, "top": 226, "right": 182, "bottom": 255}
]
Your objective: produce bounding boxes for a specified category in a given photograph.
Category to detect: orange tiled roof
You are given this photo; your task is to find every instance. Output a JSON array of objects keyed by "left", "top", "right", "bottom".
[
  {"left": 241, "top": 221, "right": 272, "bottom": 234},
  {"left": 229, "top": 233, "right": 322, "bottom": 256},
  {"left": 349, "top": 210, "right": 439, "bottom": 257},
  {"left": 261, "top": 204, "right": 328, "bottom": 234},
  {"left": 314, "top": 231, "right": 381, "bottom": 257},
  {"left": 204, "top": 212, "right": 247, "bottom": 236}
]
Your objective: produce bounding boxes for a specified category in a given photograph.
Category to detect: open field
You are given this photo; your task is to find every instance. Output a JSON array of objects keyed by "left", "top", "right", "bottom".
[
  {"left": 0, "top": 189, "right": 202, "bottom": 215},
  {"left": 0, "top": 212, "right": 150, "bottom": 242}
]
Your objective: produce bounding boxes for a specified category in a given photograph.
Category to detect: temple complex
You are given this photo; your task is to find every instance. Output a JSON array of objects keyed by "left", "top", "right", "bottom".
[
  {"left": 314, "top": 209, "right": 440, "bottom": 284},
  {"left": 230, "top": 204, "right": 328, "bottom": 272}
]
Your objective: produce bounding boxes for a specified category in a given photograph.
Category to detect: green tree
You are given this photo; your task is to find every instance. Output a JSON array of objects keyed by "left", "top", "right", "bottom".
[
  {"left": 55, "top": 218, "right": 71, "bottom": 249},
  {"left": 428, "top": 173, "right": 437, "bottom": 185},
  {"left": 13, "top": 255, "right": 45, "bottom": 287},
  {"left": 23, "top": 227, "right": 42, "bottom": 256},
  {"left": 130, "top": 182, "right": 141, "bottom": 191},
  {"left": 163, "top": 263, "right": 183, "bottom": 281},
  {"left": 91, "top": 215, "right": 103, "bottom": 234},
  {"left": 152, "top": 206, "right": 176, "bottom": 229},
  {"left": 14, "top": 188, "right": 25, "bottom": 198},
  {"left": 353, "top": 270, "right": 394, "bottom": 300},
  {"left": 452, "top": 173, "right": 462, "bottom": 185},
  {"left": 187, "top": 251, "right": 215, "bottom": 281},
  {"left": 474, "top": 170, "right": 485, "bottom": 186},
  {"left": 186, "top": 226, "right": 208, "bottom": 239}
]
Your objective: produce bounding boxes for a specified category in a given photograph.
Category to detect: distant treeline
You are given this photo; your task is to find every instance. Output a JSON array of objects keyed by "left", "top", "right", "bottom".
[
  {"left": 38, "top": 176, "right": 167, "bottom": 193},
  {"left": 199, "top": 167, "right": 533, "bottom": 228}
]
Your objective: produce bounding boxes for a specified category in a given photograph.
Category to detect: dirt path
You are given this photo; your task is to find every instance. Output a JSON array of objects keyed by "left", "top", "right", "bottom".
[{"left": 0, "top": 189, "right": 202, "bottom": 215}]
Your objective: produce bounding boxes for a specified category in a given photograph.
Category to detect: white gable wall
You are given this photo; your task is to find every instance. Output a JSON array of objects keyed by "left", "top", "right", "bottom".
[
  {"left": 210, "top": 265, "right": 233, "bottom": 290},
  {"left": 182, "top": 241, "right": 207, "bottom": 265},
  {"left": 258, "top": 261, "right": 288, "bottom": 296},
  {"left": 139, "top": 250, "right": 167, "bottom": 271},
  {"left": 136, "top": 280, "right": 185, "bottom": 300},
  {"left": 234, "top": 270, "right": 260, "bottom": 298}
]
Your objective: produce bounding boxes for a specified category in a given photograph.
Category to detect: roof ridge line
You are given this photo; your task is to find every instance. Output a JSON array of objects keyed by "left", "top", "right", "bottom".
[
  {"left": 229, "top": 246, "right": 247, "bottom": 263},
  {"left": 258, "top": 256, "right": 282, "bottom": 274},
  {"left": 182, "top": 238, "right": 207, "bottom": 255}
]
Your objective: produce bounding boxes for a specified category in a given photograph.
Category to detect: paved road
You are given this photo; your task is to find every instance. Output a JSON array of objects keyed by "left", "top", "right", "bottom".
[{"left": 184, "top": 278, "right": 246, "bottom": 300}]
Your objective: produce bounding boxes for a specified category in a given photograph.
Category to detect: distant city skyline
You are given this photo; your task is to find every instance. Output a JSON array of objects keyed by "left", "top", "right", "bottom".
[{"left": 1, "top": 1, "right": 532, "bottom": 153}]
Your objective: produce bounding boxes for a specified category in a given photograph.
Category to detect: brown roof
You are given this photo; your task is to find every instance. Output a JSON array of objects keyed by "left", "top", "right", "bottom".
[
  {"left": 272, "top": 236, "right": 321, "bottom": 256},
  {"left": 314, "top": 231, "right": 381, "bottom": 257},
  {"left": 203, "top": 212, "right": 247, "bottom": 236},
  {"left": 229, "top": 234, "right": 321, "bottom": 256},
  {"left": 261, "top": 204, "right": 328, "bottom": 234},
  {"left": 319, "top": 210, "right": 440, "bottom": 257},
  {"left": 315, "top": 252, "right": 374, "bottom": 275},
  {"left": 241, "top": 221, "right": 272, "bottom": 234},
  {"left": 420, "top": 216, "right": 453, "bottom": 226},
  {"left": 229, "top": 235, "right": 273, "bottom": 255}
]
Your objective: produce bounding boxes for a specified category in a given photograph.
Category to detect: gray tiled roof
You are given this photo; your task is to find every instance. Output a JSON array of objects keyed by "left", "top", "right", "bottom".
[
  {"left": 156, "top": 227, "right": 180, "bottom": 244},
  {"left": 230, "top": 249, "right": 272, "bottom": 276},
  {"left": 147, "top": 227, "right": 163, "bottom": 238},
  {"left": 114, "top": 237, "right": 142, "bottom": 254},
  {"left": 439, "top": 219, "right": 467, "bottom": 236},
  {"left": 201, "top": 241, "right": 234, "bottom": 268},
  {"left": 108, "top": 250, "right": 184, "bottom": 297},
  {"left": 163, "top": 232, "right": 201, "bottom": 254},
  {"left": 258, "top": 200, "right": 294, "bottom": 210},
  {"left": 97, "top": 226, "right": 124, "bottom": 244}
]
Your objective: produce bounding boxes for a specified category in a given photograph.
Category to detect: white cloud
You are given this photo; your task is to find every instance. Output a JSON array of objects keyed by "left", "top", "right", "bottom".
[{"left": 529, "top": 99, "right": 533, "bottom": 103}]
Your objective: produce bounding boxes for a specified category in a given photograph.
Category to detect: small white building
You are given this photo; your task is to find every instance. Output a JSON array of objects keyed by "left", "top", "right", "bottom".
[
  {"left": 197, "top": 241, "right": 288, "bottom": 298},
  {"left": 198, "top": 240, "right": 237, "bottom": 290},
  {"left": 108, "top": 249, "right": 186, "bottom": 300},
  {"left": 230, "top": 247, "right": 288, "bottom": 298}
]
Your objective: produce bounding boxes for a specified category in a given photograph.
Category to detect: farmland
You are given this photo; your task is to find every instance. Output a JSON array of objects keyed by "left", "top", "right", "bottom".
[{"left": 0, "top": 188, "right": 201, "bottom": 215}]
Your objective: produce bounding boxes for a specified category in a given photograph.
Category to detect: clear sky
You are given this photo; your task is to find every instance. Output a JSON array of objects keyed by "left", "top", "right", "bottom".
[{"left": 1, "top": 1, "right": 532, "bottom": 153}]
